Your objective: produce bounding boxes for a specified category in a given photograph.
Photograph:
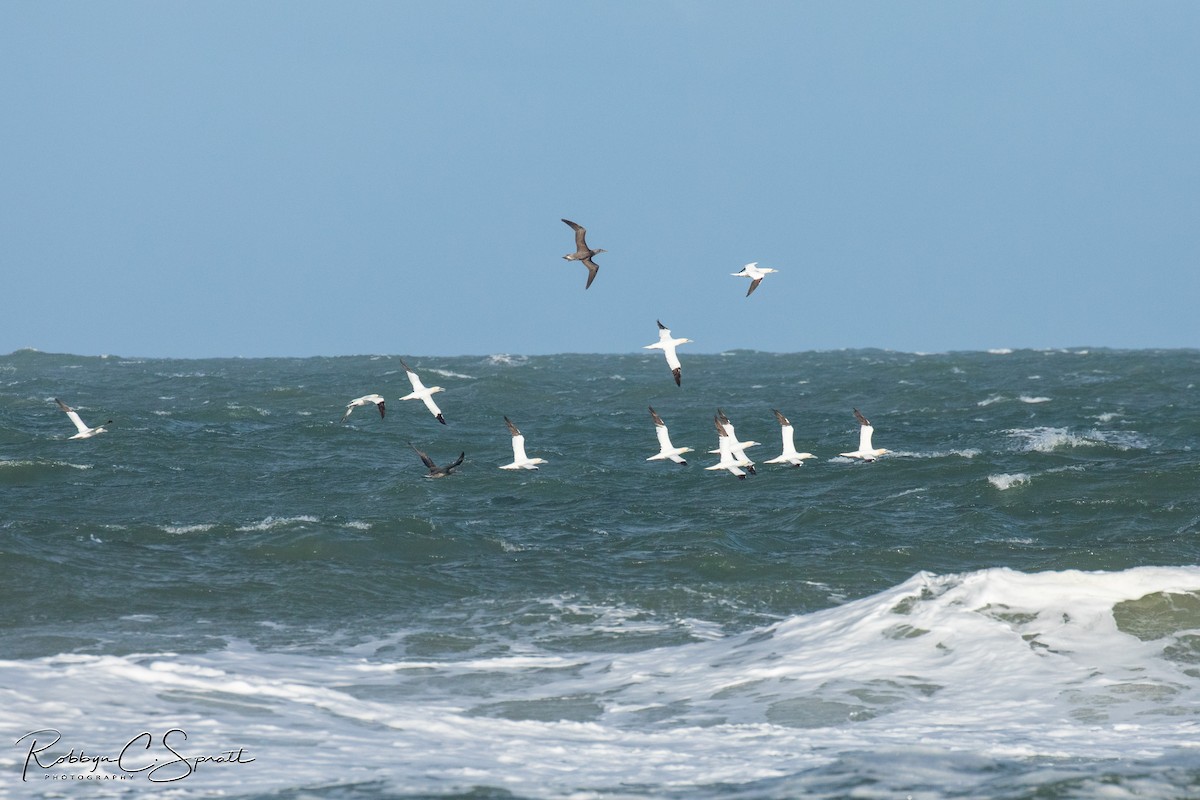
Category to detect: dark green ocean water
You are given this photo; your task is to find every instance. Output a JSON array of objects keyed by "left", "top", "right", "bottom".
[{"left": 2, "top": 348, "right": 1199, "bottom": 799}]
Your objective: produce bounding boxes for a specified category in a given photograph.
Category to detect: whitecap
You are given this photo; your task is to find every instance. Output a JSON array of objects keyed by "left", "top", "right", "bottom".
[
  {"left": 1018, "top": 395, "right": 1052, "bottom": 404},
  {"left": 487, "top": 354, "right": 528, "bottom": 366},
  {"left": 236, "top": 515, "right": 320, "bottom": 532},
  {"left": 904, "top": 449, "right": 981, "bottom": 459},
  {"left": 988, "top": 348, "right": 1014, "bottom": 355},
  {"left": 989, "top": 473, "right": 1031, "bottom": 490},
  {"left": 0, "top": 459, "right": 93, "bottom": 470},
  {"left": 6, "top": 568, "right": 1198, "bottom": 798},
  {"left": 163, "top": 523, "right": 217, "bottom": 535},
  {"left": 428, "top": 368, "right": 476, "bottom": 380},
  {"left": 1006, "top": 427, "right": 1094, "bottom": 452}
]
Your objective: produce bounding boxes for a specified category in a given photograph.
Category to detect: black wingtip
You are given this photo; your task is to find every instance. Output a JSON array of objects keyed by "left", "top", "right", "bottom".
[{"left": 436, "top": 414, "right": 447, "bottom": 425}]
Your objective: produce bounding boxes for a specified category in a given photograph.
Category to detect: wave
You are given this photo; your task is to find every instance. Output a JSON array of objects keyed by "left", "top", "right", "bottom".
[
  {"left": 3, "top": 567, "right": 1198, "bottom": 798},
  {"left": 989, "top": 472, "right": 1031, "bottom": 490},
  {"left": 234, "top": 515, "right": 320, "bottom": 532}
]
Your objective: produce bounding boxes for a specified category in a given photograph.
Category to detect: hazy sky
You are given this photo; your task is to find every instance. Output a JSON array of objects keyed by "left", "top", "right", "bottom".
[{"left": 3, "top": 2, "right": 1197, "bottom": 358}]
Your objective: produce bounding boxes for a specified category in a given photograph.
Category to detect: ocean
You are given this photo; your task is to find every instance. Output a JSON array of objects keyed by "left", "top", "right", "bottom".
[{"left": 1, "top": 347, "right": 1198, "bottom": 799}]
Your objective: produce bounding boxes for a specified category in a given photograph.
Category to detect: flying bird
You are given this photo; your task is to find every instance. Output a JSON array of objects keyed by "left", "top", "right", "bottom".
[
  {"left": 731, "top": 262, "right": 778, "bottom": 297},
  {"left": 410, "top": 443, "right": 465, "bottom": 478},
  {"left": 839, "top": 408, "right": 889, "bottom": 461},
  {"left": 647, "top": 406, "right": 692, "bottom": 465},
  {"left": 643, "top": 320, "right": 692, "bottom": 386},
  {"left": 400, "top": 359, "right": 446, "bottom": 424},
  {"left": 499, "top": 416, "right": 548, "bottom": 470},
  {"left": 341, "top": 394, "right": 386, "bottom": 423},
  {"left": 54, "top": 398, "right": 111, "bottom": 440},
  {"left": 764, "top": 409, "right": 817, "bottom": 466},
  {"left": 712, "top": 409, "right": 759, "bottom": 474},
  {"left": 561, "top": 218, "right": 606, "bottom": 289},
  {"left": 704, "top": 415, "right": 747, "bottom": 479}
]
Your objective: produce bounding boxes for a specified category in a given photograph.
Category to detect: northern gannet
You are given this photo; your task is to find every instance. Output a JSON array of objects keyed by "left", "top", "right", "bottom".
[
  {"left": 410, "top": 443, "right": 465, "bottom": 478},
  {"left": 704, "top": 415, "right": 747, "bottom": 479},
  {"left": 55, "top": 398, "right": 111, "bottom": 440},
  {"left": 647, "top": 406, "right": 692, "bottom": 465},
  {"left": 764, "top": 409, "right": 817, "bottom": 466},
  {"left": 713, "top": 409, "right": 759, "bottom": 473},
  {"left": 731, "top": 262, "right": 778, "bottom": 297},
  {"left": 840, "top": 408, "right": 889, "bottom": 461},
  {"left": 561, "top": 219, "right": 606, "bottom": 289},
  {"left": 341, "top": 394, "right": 386, "bottom": 422},
  {"left": 400, "top": 359, "right": 446, "bottom": 424},
  {"left": 643, "top": 320, "right": 692, "bottom": 387},
  {"left": 499, "top": 416, "right": 547, "bottom": 470}
]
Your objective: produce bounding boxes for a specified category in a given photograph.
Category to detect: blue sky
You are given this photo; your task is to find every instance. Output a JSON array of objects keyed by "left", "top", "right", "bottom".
[{"left": 2, "top": 1, "right": 1197, "bottom": 358}]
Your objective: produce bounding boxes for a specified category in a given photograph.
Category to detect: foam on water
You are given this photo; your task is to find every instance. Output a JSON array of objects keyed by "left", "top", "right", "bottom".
[
  {"left": 989, "top": 472, "right": 1031, "bottom": 490},
  {"left": 3, "top": 567, "right": 1198, "bottom": 798},
  {"left": 233, "top": 515, "right": 321, "bottom": 532}
]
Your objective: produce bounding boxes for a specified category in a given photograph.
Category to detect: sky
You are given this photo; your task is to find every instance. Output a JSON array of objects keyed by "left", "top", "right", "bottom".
[{"left": 2, "top": 1, "right": 1198, "bottom": 359}]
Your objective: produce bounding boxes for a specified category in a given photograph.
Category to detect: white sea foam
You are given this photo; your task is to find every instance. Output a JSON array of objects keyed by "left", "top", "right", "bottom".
[
  {"left": 427, "top": 368, "right": 475, "bottom": 380},
  {"left": 162, "top": 523, "right": 217, "bottom": 535},
  {"left": 235, "top": 515, "right": 320, "bottom": 532},
  {"left": 1006, "top": 426, "right": 1147, "bottom": 453},
  {"left": 989, "top": 473, "right": 1031, "bottom": 490},
  {"left": 3, "top": 567, "right": 1197, "bottom": 798},
  {"left": 988, "top": 348, "right": 1014, "bottom": 355},
  {"left": 901, "top": 448, "right": 981, "bottom": 459},
  {"left": 487, "top": 354, "right": 528, "bottom": 366},
  {"left": 1018, "top": 395, "right": 1052, "bottom": 404},
  {"left": 0, "top": 459, "right": 92, "bottom": 470},
  {"left": 1006, "top": 426, "right": 1094, "bottom": 452},
  {"left": 976, "top": 394, "right": 1007, "bottom": 406}
]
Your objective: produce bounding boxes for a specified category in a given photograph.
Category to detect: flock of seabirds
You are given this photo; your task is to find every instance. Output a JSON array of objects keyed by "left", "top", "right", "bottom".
[{"left": 51, "top": 219, "right": 889, "bottom": 480}]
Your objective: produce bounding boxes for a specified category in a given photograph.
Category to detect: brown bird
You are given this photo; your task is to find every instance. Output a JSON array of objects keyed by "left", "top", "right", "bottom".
[
  {"left": 410, "top": 443, "right": 465, "bottom": 478},
  {"left": 561, "top": 219, "right": 606, "bottom": 289}
]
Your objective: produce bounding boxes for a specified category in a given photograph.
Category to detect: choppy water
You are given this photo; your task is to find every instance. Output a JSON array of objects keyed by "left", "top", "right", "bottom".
[{"left": 2, "top": 347, "right": 1199, "bottom": 799}]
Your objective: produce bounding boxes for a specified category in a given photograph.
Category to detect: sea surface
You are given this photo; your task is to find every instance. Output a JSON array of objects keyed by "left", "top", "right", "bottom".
[{"left": 2, "top": 347, "right": 1199, "bottom": 799}]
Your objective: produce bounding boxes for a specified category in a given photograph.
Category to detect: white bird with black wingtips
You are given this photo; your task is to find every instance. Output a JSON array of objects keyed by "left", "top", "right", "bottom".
[
  {"left": 399, "top": 359, "right": 447, "bottom": 424},
  {"left": 646, "top": 406, "right": 692, "bottom": 465},
  {"left": 711, "top": 409, "right": 759, "bottom": 474},
  {"left": 840, "top": 408, "right": 889, "bottom": 461},
  {"left": 341, "top": 394, "right": 386, "bottom": 423},
  {"left": 55, "top": 398, "right": 111, "bottom": 439},
  {"left": 643, "top": 320, "right": 692, "bottom": 387},
  {"left": 731, "top": 262, "right": 778, "bottom": 297},
  {"left": 705, "top": 416, "right": 747, "bottom": 479},
  {"left": 500, "top": 416, "right": 547, "bottom": 470},
  {"left": 764, "top": 409, "right": 817, "bottom": 466}
]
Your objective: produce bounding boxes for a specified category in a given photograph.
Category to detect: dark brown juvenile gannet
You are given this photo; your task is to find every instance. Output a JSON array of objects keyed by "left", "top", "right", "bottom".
[
  {"left": 561, "top": 219, "right": 606, "bottom": 289},
  {"left": 410, "top": 443, "right": 464, "bottom": 478}
]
